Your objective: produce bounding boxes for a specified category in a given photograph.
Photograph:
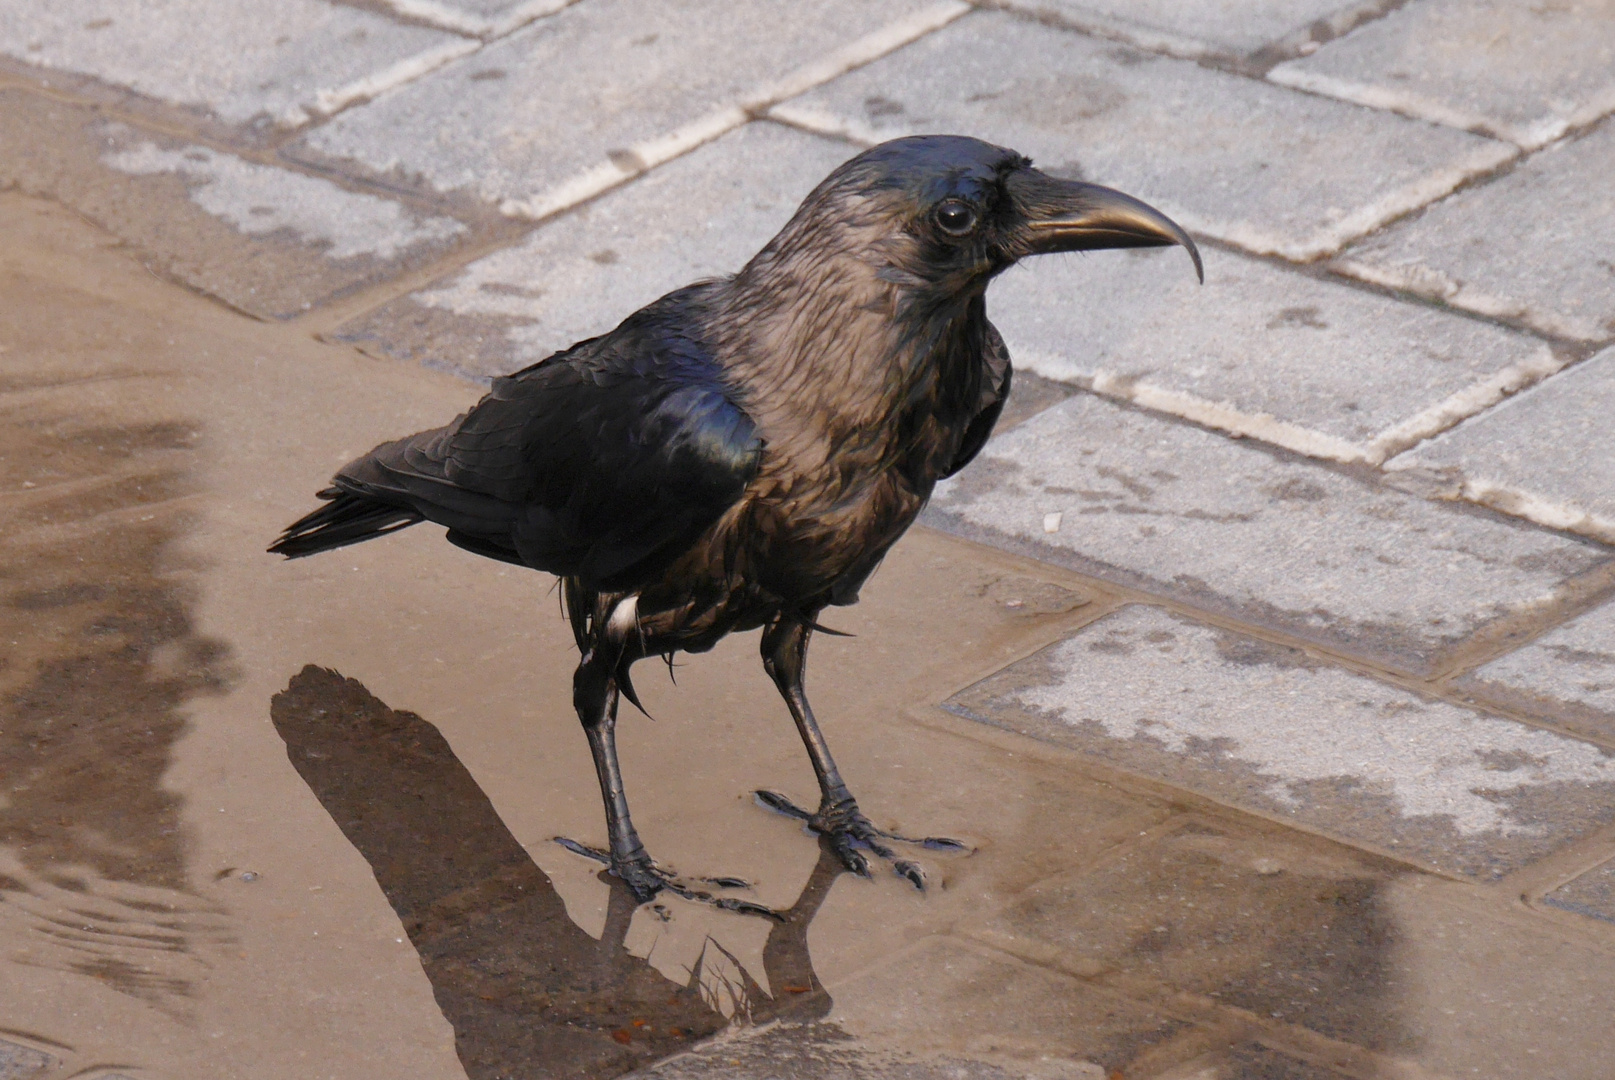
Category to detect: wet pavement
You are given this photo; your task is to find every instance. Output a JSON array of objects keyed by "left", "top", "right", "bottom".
[{"left": 4, "top": 2, "right": 1615, "bottom": 1079}]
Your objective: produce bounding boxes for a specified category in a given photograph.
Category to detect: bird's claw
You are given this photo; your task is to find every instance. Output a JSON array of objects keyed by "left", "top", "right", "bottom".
[
  {"left": 753, "top": 790, "right": 970, "bottom": 890},
  {"left": 553, "top": 836, "right": 782, "bottom": 919}
]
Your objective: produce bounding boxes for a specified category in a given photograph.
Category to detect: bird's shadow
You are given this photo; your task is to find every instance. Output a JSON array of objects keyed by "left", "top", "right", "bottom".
[{"left": 270, "top": 664, "right": 840, "bottom": 1080}]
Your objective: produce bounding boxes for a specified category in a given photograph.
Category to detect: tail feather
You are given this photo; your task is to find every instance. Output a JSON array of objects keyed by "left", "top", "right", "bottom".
[{"left": 268, "top": 487, "right": 424, "bottom": 559}]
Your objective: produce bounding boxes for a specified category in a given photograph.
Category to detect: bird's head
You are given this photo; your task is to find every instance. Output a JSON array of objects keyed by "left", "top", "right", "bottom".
[{"left": 749, "top": 134, "right": 1201, "bottom": 305}]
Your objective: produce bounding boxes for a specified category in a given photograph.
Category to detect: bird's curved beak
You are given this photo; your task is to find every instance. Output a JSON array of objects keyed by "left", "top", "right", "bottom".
[{"left": 1009, "top": 171, "right": 1203, "bottom": 283}]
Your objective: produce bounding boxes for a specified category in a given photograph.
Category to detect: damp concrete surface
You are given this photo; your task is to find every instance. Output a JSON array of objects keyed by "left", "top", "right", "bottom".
[{"left": 2, "top": 0, "right": 1615, "bottom": 1074}]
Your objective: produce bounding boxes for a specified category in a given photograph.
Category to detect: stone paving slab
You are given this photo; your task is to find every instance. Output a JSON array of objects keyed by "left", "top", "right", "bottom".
[
  {"left": 0, "top": 89, "right": 480, "bottom": 320},
  {"left": 965, "top": 815, "right": 1407, "bottom": 1051},
  {"left": 993, "top": 245, "right": 1560, "bottom": 465},
  {"left": 0, "top": 0, "right": 473, "bottom": 137},
  {"left": 772, "top": 10, "right": 1515, "bottom": 260},
  {"left": 1388, "top": 346, "right": 1615, "bottom": 545},
  {"left": 332, "top": 121, "right": 852, "bottom": 377},
  {"left": 946, "top": 606, "right": 1615, "bottom": 878},
  {"left": 827, "top": 937, "right": 1188, "bottom": 1075},
  {"left": 927, "top": 392, "right": 1610, "bottom": 674},
  {"left": 992, "top": 0, "right": 1390, "bottom": 61},
  {"left": 1336, "top": 119, "right": 1615, "bottom": 344},
  {"left": 1543, "top": 857, "right": 1615, "bottom": 923},
  {"left": 1458, "top": 598, "right": 1615, "bottom": 745},
  {"left": 1270, "top": 0, "right": 1615, "bottom": 150},
  {"left": 290, "top": 0, "right": 960, "bottom": 219},
  {"left": 0, "top": 1038, "right": 53, "bottom": 1080},
  {"left": 377, "top": 0, "right": 570, "bottom": 38},
  {"left": 628, "top": 1021, "right": 1111, "bottom": 1079}
]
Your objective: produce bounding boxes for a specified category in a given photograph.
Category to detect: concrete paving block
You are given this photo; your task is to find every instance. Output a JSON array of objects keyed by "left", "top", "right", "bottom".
[
  {"left": 1270, "top": 0, "right": 1615, "bottom": 150},
  {"left": 377, "top": 0, "right": 571, "bottom": 38},
  {"left": 965, "top": 815, "right": 1409, "bottom": 1049},
  {"left": 0, "top": 0, "right": 473, "bottom": 136},
  {"left": 1457, "top": 598, "right": 1615, "bottom": 745},
  {"left": 928, "top": 392, "right": 1610, "bottom": 674},
  {"left": 628, "top": 1021, "right": 1111, "bottom": 1079},
  {"left": 0, "top": 90, "right": 477, "bottom": 319},
  {"left": 1543, "top": 857, "right": 1615, "bottom": 923},
  {"left": 772, "top": 10, "right": 1515, "bottom": 260},
  {"left": 291, "top": 0, "right": 963, "bottom": 218},
  {"left": 1337, "top": 120, "right": 1615, "bottom": 343},
  {"left": 1388, "top": 346, "right": 1615, "bottom": 545},
  {"left": 993, "top": 0, "right": 1389, "bottom": 59},
  {"left": 333, "top": 122, "right": 853, "bottom": 377},
  {"left": 827, "top": 937, "right": 1187, "bottom": 1075},
  {"left": 947, "top": 606, "right": 1615, "bottom": 877},
  {"left": 993, "top": 245, "right": 1560, "bottom": 465},
  {"left": 0, "top": 1039, "right": 54, "bottom": 1080}
]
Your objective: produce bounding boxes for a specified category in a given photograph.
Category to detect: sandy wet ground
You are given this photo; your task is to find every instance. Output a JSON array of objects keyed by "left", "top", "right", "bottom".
[{"left": 5, "top": 189, "right": 1615, "bottom": 1080}]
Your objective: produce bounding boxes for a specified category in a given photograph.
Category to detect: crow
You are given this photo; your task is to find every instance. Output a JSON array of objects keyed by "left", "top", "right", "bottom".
[{"left": 271, "top": 135, "right": 1200, "bottom": 903}]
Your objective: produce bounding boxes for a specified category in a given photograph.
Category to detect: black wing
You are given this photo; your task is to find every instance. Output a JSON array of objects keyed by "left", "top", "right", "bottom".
[
  {"left": 941, "top": 319, "right": 1012, "bottom": 479},
  {"left": 326, "top": 287, "right": 762, "bottom": 591}
]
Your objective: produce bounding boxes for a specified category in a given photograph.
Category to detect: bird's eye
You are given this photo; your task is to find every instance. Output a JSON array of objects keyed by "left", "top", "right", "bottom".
[{"left": 934, "top": 200, "right": 978, "bottom": 237}]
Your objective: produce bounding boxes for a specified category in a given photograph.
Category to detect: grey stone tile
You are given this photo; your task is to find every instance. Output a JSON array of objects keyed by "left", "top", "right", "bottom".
[
  {"left": 1270, "top": 0, "right": 1615, "bottom": 150},
  {"left": 377, "top": 0, "right": 570, "bottom": 37},
  {"left": 332, "top": 121, "right": 854, "bottom": 377},
  {"left": 1336, "top": 120, "right": 1615, "bottom": 343},
  {"left": 630, "top": 1021, "right": 1111, "bottom": 1079},
  {"left": 1215, "top": 1043, "right": 1354, "bottom": 1079},
  {"left": 968, "top": 816, "right": 1409, "bottom": 1049},
  {"left": 994, "top": 245, "right": 1560, "bottom": 465},
  {"left": 1388, "top": 346, "right": 1615, "bottom": 545},
  {"left": 1458, "top": 599, "right": 1615, "bottom": 745},
  {"left": 772, "top": 10, "right": 1515, "bottom": 259},
  {"left": 0, "top": 1038, "right": 53, "bottom": 1080},
  {"left": 291, "top": 0, "right": 960, "bottom": 217},
  {"left": 947, "top": 606, "right": 1615, "bottom": 877},
  {"left": 1543, "top": 858, "right": 1615, "bottom": 923},
  {"left": 994, "top": 0, "right": 1386, "bottom": 59},
  {"left": 0, "top": 90, "right": 481, "bottom": 319},
  {"left": 831, "top": 937, "right": 1186, "bottom": 1075},
  {"left": 0, "top": 0, "right": 473, "bottom": 137},
  {"left": 927, "top": 392, "right": 1610, "bottom": 674}
]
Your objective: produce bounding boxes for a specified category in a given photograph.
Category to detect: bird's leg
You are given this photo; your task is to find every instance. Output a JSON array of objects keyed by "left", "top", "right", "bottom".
[
  {"left": 559, "top": 596, "right": 779, "bottom": 916},
  {"left": 757, "top": 617, "right": 968, "bottom": 889},
  {"left": 572, "top": 638, "right": 663, "bottom": 902}
]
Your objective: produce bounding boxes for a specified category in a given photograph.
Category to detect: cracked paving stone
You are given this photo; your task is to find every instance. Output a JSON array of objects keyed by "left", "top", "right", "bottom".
[
  {"left": 771, "top": 9, "right": 1515, "bottom": 260},
  {"left": 0, "top": 90, "right": 478, "bottom": 319},
  {"left": 1270, "top": 0, "right": 1615, "bottom": 150},
  {"left": 993, "top": 0, "right": 1386, "bottom": 60},
  {"left": 993, "top": 244, "right": 1559, "bottom": 466},
  {"left": 288, "top": 0, "right": 951, "bottom": 217},
  {"left": 332, "top": 121, "right": 854, "bottom": 378},
  {"left": 0, "top": 0, "right": 473, "bottom": 137},
  {"left": 946, "top": 605, "right": 1615, "bottom": 878},
  {"left": 1387, "top": 346, "right": 1615, "bottom": 546},
  {"left": 1457, "top": 598, "right": 1615, "bottom": 745},
  {"left": 1543, "top": 857, "right": 1615, "bottom": 924},
  {"left": 1336, "top": 119, "right": 1615, "bottom": 343},
  {"left": 927, "top": 392, "right": 1610, "bottom": 674}
]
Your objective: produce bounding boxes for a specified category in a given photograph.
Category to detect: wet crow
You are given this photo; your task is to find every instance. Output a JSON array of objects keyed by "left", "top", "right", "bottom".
[{"left": 271, "top": 135, "right": 1200, "bottom": 902}]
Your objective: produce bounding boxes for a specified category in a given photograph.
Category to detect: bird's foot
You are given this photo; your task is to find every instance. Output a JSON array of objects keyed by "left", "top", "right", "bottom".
[
  {"left": 753, "top": 790, "right": 971, "bottom": 890},
  {"left": 553, "top": 837, "right": 781, "bottom": 919}
]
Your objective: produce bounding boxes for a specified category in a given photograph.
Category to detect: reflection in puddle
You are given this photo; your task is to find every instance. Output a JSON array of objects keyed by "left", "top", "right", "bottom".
[
  {"left": 0, "top": 391, "right": 233, "bottom": 1013},
  {"left": 272, "top": 665, "right": 838, "bottom": 1079}
]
